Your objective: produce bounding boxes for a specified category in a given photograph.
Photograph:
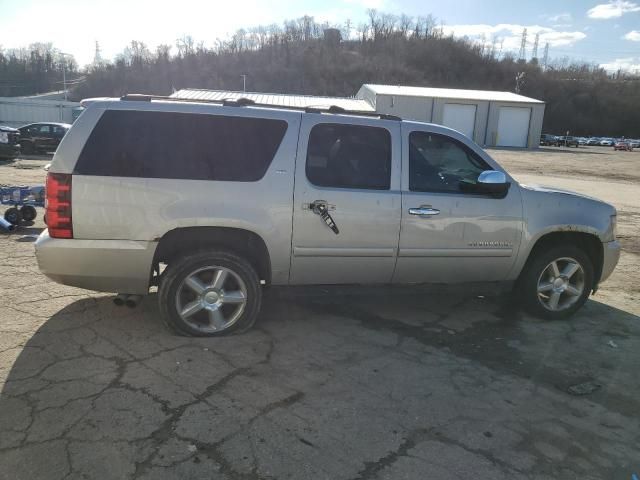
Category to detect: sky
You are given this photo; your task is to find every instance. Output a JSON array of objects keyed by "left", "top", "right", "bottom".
[{"left": 0, "top": 0, "right": 639, "bottom": 72}]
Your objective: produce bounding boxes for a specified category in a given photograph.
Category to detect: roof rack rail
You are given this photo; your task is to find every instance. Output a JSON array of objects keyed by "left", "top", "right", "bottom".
[{"left": 119, "top": 93, "right": 401, "bottom": 121}]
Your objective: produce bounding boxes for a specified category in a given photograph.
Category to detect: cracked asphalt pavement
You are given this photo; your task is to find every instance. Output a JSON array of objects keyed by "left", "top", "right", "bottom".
[{"left": 1, "top": 147, "right": 640, "bottom": 479}]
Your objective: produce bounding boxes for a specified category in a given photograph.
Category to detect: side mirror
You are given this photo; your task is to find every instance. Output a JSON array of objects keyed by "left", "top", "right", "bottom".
[{"left": 460, "top": 170, "right": 511, "bottom": 198}]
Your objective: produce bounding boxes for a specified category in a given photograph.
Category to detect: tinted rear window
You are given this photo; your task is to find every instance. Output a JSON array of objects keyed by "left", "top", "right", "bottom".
[
  {"left": 306, "top": 123, "right": 391, "bottom": 190},
  {"left": 74, "top": 110, "right": 288, "bottom": 181}
]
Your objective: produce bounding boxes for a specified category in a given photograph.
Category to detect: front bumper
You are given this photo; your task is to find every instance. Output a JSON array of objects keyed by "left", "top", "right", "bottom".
[
  {"left": 0, "top": 143, "right": 20, "bottom": 159},
  {"left": 600, "top": 240, "right": 621, "bottom": 283},
  {"left": 35, "top": 230, "right": 157, "bottom": 294}
]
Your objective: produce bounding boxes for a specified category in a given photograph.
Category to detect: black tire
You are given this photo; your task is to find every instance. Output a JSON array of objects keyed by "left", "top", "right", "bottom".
[
  {"left": 158, "top": 250, "right": 262, "bottom": 336},
  {"left": 519, "top": 245, "right": 593, "bottom": 320},
  {"left": 4, "top": 207, "right": 22, "bottom": 225},
  {"left": 20, "top": 205, "right": 37, "bottom": 222}
]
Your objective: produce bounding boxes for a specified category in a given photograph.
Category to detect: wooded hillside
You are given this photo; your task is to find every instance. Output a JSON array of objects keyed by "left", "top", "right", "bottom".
[{"left": 2, "top": 13, "right": 639, "bottom": 136}]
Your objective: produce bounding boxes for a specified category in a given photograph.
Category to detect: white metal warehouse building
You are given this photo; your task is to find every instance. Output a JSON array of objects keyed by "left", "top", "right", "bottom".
[
  {"left": 0, "top": 93, "right": 80, "bottom": 128},
  {"left": 173, "top": 84, "right": 545, "bottom": 149},
  {"left": 356, "top": 84, "right": 545, "bottom": 148}
]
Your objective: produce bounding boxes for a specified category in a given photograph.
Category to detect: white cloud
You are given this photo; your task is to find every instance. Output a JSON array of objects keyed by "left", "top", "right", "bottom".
[
  {"left": 600, "top": 57, "right": 640, "bottom": 72},
  {"left": 544, "top": 12, "right": 572, "bottom": 23},
  {"left": 624, "top": 30, "right": 640, "bottom": 40},
  {"left": 441, "top": 24, "right": 587, "bottom": 54},
  {"left": 587, "top": 1, "right": 640, "bottom": 19}
]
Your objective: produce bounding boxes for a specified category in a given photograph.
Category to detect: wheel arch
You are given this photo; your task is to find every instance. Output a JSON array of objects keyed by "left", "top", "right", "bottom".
[
  {"left": 153, "top": 227, "right": 272, "bottom": 284},
  {"left": 518, "top": 230, "right": 603, "bottom": 290}
]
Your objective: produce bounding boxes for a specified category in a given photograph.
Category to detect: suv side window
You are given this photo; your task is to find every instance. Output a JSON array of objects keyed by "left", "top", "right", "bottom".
[
  {"left": 75, "top": 110, "right": 288, "bottom": 181},
  {"left": 409, "top": 131, "right": 489, "bottom": 193},
  {"left": 38, "top": 125, "right": 52, "bottom": 134},
  {"left": 306, "top": 123, "right": 391, "bottom": 190}
]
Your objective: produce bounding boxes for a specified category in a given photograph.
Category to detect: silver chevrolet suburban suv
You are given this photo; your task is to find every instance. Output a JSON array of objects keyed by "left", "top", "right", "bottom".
[{"left": 35, "top": 95, "right": 621, "bottom": 336}]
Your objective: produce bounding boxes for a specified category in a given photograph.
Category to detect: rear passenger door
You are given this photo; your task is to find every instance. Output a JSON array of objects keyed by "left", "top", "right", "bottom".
[{"left": 290, "top": 116, "right": 401, "bottom": 284}]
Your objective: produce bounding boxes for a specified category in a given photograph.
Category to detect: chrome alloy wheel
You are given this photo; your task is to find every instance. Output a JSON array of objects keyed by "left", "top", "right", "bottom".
[
  {"left": 175, "top": 266, "right": 247, "bottom": 333},
  {"left": 536, "top": 257, "right": 585, "bottom": 311}
]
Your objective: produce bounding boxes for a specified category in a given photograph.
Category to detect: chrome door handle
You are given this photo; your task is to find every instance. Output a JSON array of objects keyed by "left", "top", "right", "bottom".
[{"left": 409, "top": 207, "right": 440, "bottom": 216}]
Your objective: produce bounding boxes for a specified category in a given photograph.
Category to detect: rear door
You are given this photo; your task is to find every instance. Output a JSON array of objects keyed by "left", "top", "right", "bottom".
[
  {"left": 393, "top": 124, "right": 523, "bottom": 284},
  {"left": 290, "top": 115, "right": 401, "bottom": 284}
]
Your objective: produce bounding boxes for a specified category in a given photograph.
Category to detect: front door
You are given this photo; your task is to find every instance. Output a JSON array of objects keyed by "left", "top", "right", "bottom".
[
  {"left": 393, "top": 125, "right": 523, "bottom": 284},
  {"left": 290, "top": 116, "right": 401, "bottom": 285}
]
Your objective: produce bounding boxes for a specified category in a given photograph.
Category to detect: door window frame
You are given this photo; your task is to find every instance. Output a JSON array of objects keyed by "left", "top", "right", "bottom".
[
  {"left": 401, "top": 125, "right": 508, "bottom": 196},
  {"left": 300, "top": 116, "right": 402, "bottom": 193}
]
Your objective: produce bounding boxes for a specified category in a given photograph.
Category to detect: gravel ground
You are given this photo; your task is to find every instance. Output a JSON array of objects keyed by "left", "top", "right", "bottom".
[{"left": 0, "top": 147, "right": 639, "bottom": 480}]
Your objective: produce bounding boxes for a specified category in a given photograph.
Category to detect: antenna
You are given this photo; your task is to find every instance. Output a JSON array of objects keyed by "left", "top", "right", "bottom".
[
  {"left": 518, "top": 28, "right": 527, "bottom": 60},
  {"left": 532, "top": 33, "right": 539, "bottom": 60},
  {"left": 542, "top": 43, "right": 549, "bottom": 70}
]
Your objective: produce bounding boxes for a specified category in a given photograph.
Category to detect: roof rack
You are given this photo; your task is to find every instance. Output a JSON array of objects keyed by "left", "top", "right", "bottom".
[{"left": 119, "top": 94, "right": 401, "bottom": 121}]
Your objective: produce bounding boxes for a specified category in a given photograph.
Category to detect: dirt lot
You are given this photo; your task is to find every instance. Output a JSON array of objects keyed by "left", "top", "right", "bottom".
[{"left": 0, "top": 147, "right": 639, "bottom": 479}]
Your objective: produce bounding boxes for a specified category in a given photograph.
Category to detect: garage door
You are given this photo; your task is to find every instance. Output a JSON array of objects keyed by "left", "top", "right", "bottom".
[
  {"left": 442, "top": 103, "right": 477, "bottom": 140},
  {"left": 496, "top": 107, "right": 531, "bottom": 147}
]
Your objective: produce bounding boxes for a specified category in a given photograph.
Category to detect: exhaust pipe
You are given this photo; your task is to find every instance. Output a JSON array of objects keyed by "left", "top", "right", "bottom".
[
  {"left": 125, "top": 295, "right": 142, "bottom": 308},
  {"left": 0, "top": 217, "right": 16, "bottom": 232},
  {"left": 113, "top": 293, "right": 128, "bottom": 306}
]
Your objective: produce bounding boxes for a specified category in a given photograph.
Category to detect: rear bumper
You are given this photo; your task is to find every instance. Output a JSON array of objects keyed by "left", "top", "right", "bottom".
[
  {"left": 34, "top": 230, "right": 157, "bottom": 294},
  {"left": 600, "top": 240, "right": 621, "bottom": 283}
]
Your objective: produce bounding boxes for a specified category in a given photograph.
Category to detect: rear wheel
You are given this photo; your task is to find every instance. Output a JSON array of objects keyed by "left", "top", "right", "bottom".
[
  {"left": 519, "top": 246, "right": 593, "bottom": 319},
  {"left": 158, "top": 250, "right": 261, "bottom": 336},
  {"left": 20, "top": 205, "right": 37, "bottom": 222},
  {"left": 4, "top": 207, "right": 21, "bottom": 225}
]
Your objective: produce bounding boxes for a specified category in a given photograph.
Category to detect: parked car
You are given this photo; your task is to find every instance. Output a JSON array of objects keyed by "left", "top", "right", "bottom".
[
  {"left": 627, "top": 139, "right": 640, "bottom": 148},
  {"left": 558, "top": 136, "right": 579, "bottom": 148},
  {"left": 540, "top": 134, "right": 559, "bottom": 146},
  {"left": 599, "top": 138, "right": 614, "bottom": 146},
  {"left": 577, "top": 137, "right": 587, "bottom": 145},
  {"left": 0, "top": 125, "right": 20, "bottom": 160},
  {"left": 35, "top": 95, "right": 621, "bottom": 336},
  {"left": 586, "top": 137, "right": 601, "bottom": 146},
  {"left": 18, "top": 122, "right": 71, "bottom": 154},
  {"left": 614, "top": 141, "right": 633, "bottom": 151}
]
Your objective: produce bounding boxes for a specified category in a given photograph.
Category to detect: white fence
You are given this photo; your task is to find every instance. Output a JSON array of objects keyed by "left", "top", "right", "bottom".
[{"left": 0, "top": 97, "right": 80, "bottom": 127}]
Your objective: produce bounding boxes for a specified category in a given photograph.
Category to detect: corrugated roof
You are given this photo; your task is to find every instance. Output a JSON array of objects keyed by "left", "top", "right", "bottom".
[
  {"left": 361, "top": 84, "right": 544, "bottom": 104},
  {"left": 171, "top": 89, "right": 375, "bottom": 111}
]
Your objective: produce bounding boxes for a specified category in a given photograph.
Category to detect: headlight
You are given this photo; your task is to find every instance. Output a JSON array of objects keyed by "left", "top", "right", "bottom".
[
  {"left": 610, "top": 215, "right": 617, "bottom": 241},
  {"left": 0, "top": 132, "right": 8, "bottom": 144}
]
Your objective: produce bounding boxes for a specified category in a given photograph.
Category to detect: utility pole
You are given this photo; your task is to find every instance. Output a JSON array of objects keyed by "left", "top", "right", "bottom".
[
  {"left": 59, "top": 52, "right": 72, "bottom": 101},
  {"left": 542, "top": 43, "right": 549, "bottom": 70},
  {"left": 93, "top": 41, "right": 103, "bottom": 67},
  {"left": 532, "top": 33, "right": 539, "bottom": 61},
  {"left": 515, "top": 72, "right": 525, "bottom": 93},
  {"left": 240, "top": 74, "right": 247, "bottom": 92},
  {"left": 518, "top": 28, "right": 527, "bottom": 60}
]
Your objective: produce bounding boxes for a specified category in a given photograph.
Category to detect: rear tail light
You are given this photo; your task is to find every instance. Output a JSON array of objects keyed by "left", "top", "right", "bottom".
[{"left": 45, "top": 173, "right": 73, "bottom": 238}]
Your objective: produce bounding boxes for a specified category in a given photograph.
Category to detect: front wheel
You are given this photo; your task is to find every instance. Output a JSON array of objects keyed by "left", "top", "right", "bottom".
[
  {"left": 519, "top": 246, "right": 593, "bottom": 319},
  {"left": 158, "top": 250, "right": 262, "bottom": 336}
]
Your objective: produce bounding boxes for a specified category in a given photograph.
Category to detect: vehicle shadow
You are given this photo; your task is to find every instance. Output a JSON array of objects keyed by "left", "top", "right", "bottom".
[{"left": 1, "top": 291, "right": 639, "bottom": 476}]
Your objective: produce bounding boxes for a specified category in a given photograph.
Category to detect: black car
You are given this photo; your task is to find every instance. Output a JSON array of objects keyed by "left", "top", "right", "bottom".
[
  {"left": 540, "top": 134, "right": 559, "bottom": 146},
  {"left": 18, "top": 122, "right": 71, "bottom": 154},
  {"left": 557, "top": 136, "right": 579, "bottom": 147},
  {"left": 0, "top": 126, "right": 20, "bottom": 160}
]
